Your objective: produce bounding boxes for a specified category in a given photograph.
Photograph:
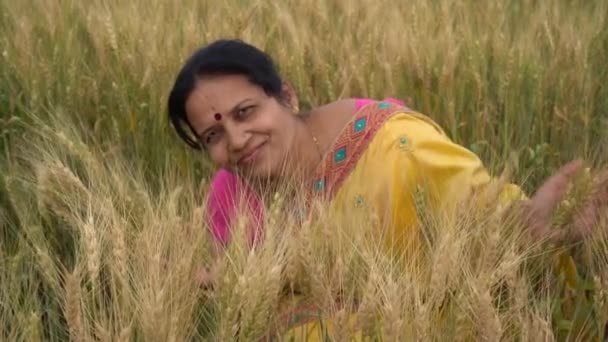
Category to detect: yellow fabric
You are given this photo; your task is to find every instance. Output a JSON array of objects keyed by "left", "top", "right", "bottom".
[
  {"left": 329, "top": 111, "right": 525, "bottom": 253},
  {"left": 283, "top": 111, "right": 527, "bottom": 341},
  {"left": 283, "top": 110, "right": 589, "bottom": 341},
  {"left": 282, "top": 313, "right": 362, "bottom": 341}
]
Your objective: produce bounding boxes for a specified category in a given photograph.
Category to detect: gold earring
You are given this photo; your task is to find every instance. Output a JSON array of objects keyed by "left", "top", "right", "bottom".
[{"left": 293, "top": 105, "right": 300, "bottom": 114}]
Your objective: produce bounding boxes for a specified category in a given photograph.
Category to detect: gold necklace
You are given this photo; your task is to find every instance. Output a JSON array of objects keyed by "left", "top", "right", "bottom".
[{"left": 306, "top": 122, "right": 324, "bottom": 162}]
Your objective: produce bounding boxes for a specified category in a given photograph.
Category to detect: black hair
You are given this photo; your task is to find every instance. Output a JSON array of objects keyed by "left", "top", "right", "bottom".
[{"left": 168, "top": 39, "right": 284, "bottom": 149}]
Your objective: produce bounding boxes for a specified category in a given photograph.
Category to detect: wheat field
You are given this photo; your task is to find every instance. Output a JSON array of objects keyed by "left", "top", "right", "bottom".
[{"left": 1, "top": 0, "right": 607, "bottom": 340}]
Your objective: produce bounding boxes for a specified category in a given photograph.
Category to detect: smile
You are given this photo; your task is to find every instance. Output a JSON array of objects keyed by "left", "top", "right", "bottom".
[{"left": 237, "top": 142, "right": 267, "bottom": 166}]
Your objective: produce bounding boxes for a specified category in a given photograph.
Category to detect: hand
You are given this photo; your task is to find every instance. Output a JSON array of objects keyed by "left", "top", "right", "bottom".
[
  {"left": 571, "top": 169, "right": 608, "bottom": 241},
  {"left": 523, "top": 160, "right": 608, "bottom": 244},
  {"left": 196, "top": 259, "right": 221, "bottom": 289}
]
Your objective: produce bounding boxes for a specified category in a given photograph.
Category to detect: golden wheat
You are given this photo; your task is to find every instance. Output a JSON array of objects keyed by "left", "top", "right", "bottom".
[
  {"left": 64, "top": 270, "right": 86, "bottom": 342},
  {"left": 1, "top": 0, "right": 607, "bottom": 340}
]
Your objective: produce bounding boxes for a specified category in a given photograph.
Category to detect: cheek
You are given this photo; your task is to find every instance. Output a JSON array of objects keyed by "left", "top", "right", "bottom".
[
  {"left": 263, "top": 110, "right": 294, "bottom": 137},
  {"left": 267, "top": 117, "right": 296, "bottom": 156}
]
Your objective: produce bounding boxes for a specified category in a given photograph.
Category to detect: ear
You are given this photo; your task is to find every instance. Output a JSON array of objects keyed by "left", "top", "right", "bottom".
[{"left": 281, "top": 81, "right": 299, "bottom": 112}]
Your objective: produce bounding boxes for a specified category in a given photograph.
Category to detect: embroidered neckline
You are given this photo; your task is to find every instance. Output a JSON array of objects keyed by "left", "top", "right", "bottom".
[{"left": 307, "top": 101, "right": 412, "bottom": 200}]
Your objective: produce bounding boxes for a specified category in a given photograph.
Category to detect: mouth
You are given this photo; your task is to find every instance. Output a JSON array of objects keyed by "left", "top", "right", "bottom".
[{"left": 237, "top": 142, "right": 267, "bottom": 166}]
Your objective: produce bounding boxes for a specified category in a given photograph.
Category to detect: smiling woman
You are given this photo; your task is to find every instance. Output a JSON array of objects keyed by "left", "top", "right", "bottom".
[
  {"left": 169, "top": 41, "right": 336, "bottom": 184},
  {"left": 205, "top": 97, "right": 407, "bottom": 246},
  {"left": 167, "top": 39, "right": 607, "bottom": 340},
  {"left": 168, "top": 40, "right": 523, "bottom": 245}
]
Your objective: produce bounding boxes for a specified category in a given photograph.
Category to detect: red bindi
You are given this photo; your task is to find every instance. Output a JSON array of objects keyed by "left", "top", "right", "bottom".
[{"left": 214, "top": 113, "right": 222, "bottom": 121}]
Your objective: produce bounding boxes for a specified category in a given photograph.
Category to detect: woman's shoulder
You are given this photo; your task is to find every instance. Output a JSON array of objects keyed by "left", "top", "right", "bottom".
[
  {"left": 314, "top": 98, "right": 378, "bottom": 126},
  {"left": 310, "top": 99, "right": 359, "bottom": 136},
  {"left": 318, "top": 98, "right": 359, "bottom": 115},
  {"left": 316, "top": 97, "right": 406, "bottom": 118},
  {"left": 383, "top": 111, "right": 448, "bottom": 138}
]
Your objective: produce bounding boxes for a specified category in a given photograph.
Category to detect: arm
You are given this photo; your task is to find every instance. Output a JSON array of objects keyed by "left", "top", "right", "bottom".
[
  {"left": 200, "top": 169, "right": 264, "bottom": 287},
  {"left": 383, "top": 112, "right": 525, "bottom": 226},
  {"left": 206, "top": 169, "right": 265, "bottom": 246},
  {"left": 207, "top": 169, "right": 240, "bottom": 246},
  {"left": 385, "top": 112, "right": 605, "bottom": 248}
]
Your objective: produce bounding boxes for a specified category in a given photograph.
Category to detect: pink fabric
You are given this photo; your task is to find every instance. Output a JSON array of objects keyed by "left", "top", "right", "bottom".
[
  {"left": 206, "top": 98, "right": 405, "bottom": 245},
  {"left": 207, "top": 169, "right": 263, "bottom": 245},
  {"left": 354, "top": 98, "right": 403, "bottom": 109}
]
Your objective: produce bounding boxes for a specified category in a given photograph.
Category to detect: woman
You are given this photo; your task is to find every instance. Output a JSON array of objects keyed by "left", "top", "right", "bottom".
[
  {"left": 205, "top": 97, "right": 406, "bottom": 247},
  {"left": 168, "top": 39, "right": 606, "bottom": 339}
]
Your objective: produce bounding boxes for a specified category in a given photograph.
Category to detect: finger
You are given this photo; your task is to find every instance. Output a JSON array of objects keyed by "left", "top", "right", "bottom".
[
  {"left": 519, "top": 199, "right": 551, "bottom": 240},
  {"left": 197, "top": 270, "right": 215, "bottom": 289},
  {"left": 534, "top": 160, "right": 583, "bottom": 201},
  {"left": 572, "top": 169, "right": 608, "bottom": 241},
  {"left": 531, "top": 160, "right": 583, "bottom": 215},
  {"left": 549, "top": 229, "right": 568, "bottom": 244},
  {"left": 596, "top": 169, "right": 608, "bottom": 191}
]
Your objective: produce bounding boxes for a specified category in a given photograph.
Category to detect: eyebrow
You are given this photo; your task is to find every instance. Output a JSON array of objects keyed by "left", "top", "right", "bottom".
[{"left": 196, "top": 98, "right": 253, "bottom": 139}]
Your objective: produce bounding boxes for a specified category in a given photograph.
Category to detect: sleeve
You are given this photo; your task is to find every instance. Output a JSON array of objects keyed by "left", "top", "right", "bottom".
[
  {"left": 207, "top": 169, "right": 240, "bottom": 245},
  {"left": 376, "top": 113, "right": 526, "bottom": 243},
  {"left": 388, "top": 113, "right": 584, "bottom": 303},
  {"left": 206, "top": 169, "right": 265, "bottom": 247}
]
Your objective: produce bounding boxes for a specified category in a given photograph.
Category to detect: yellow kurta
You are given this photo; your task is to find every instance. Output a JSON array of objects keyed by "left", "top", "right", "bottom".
[
  {"left": 324, "top": 109, "right": 524, "bottom": 254},
  {"left": 284, "top": 105, "right": 526, "bottom": 340},
  {"left": 333, "top": 112, "right": 491, "bottom": 250}
]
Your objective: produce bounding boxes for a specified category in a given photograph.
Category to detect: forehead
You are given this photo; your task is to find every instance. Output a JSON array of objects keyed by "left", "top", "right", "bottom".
[{"left": 185, "top": 74, "right": 266, "bottom": 120}]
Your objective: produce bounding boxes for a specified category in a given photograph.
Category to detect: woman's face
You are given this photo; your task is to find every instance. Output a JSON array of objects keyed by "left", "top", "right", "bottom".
[{"left": 185, "top": 74, "right": 298, "bottom": 179}]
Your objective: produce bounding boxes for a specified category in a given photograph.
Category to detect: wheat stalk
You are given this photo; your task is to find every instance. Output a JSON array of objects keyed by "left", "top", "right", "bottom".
[
  {"left": 82, "top": 211, "right": 101, "bottom": 291},
  {"left": 474, "top": 286, "right": 502, "bottom": 342},
  {"left": 64, "top": 270, "right": 86, "bottom": 342}
]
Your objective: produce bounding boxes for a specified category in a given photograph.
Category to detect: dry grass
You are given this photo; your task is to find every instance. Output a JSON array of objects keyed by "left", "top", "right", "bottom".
[{"left": 1, "top": 0, "right": 607, "bottom": 340}]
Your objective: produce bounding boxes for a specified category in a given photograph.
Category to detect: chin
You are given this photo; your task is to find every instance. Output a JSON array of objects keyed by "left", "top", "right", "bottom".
[
  {"left": 246, "top": 161, "right": 287, "bottom": 183},
  {"left": 251, "top": 166, "right": 278, "bottom": 180},
  {"left": 237, "top": 163, "right": 270, "bottom": 180}
]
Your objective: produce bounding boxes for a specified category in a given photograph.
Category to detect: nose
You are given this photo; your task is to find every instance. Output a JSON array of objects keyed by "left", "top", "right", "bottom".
[{"left": 225, "top": 123, "right": 249, "bottom": 154}]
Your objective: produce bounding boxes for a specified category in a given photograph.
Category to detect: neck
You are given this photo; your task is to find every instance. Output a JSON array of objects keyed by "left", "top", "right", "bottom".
[{"left": 288, "top": 114, "right": 325, "bottom": 182}]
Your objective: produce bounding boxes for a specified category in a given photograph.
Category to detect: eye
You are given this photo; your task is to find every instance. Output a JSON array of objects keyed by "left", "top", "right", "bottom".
[
  {"left": 203, "top": 129, "right": 222, "bottom": 146},
  {"left": 237, "top": 105, "right": 254, "bottom": 119}
]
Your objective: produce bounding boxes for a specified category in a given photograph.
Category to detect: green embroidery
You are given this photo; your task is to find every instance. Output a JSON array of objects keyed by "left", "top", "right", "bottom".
[
  {"left": 314, "top": 179, "right": 325, "bottom": 192},
  {"left": 398, "top": 135, "right": 411, "bottom": 150},
  {"left": 334, "top": 147, "right": 347, "bottom": 163},
  {"left": 354, "top": 118, "right": 367, "bottom": 132},
  {"left": 354, "top": 194, "right": 365, "bottom": 208}
]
